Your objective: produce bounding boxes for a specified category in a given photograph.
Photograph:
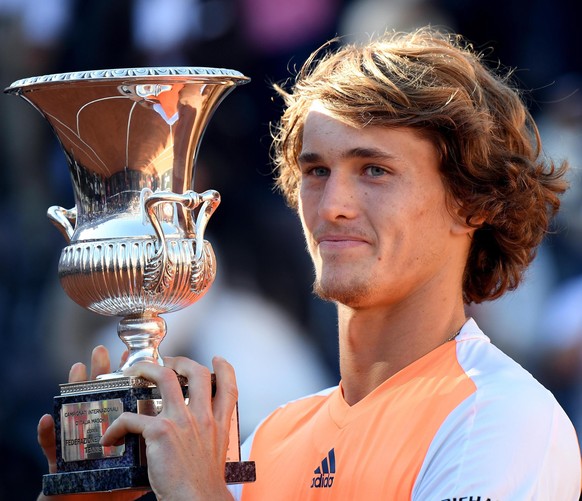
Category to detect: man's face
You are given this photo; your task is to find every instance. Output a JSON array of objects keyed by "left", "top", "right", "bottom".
[{"left": 297, "top": 103, "right": 471, "bottom": 309}]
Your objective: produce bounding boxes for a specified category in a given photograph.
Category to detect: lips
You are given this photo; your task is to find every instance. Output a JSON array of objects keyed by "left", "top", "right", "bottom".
[{"left": 314, "top": 231, "right": 371, "bottom": 249}]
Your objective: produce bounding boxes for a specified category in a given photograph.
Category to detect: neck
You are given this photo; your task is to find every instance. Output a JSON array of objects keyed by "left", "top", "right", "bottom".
[{"left": 337, "top": 293, "right": 467, "bottom": 406}]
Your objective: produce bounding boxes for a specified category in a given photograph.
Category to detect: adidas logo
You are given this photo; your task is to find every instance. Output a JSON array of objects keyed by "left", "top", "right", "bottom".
[{"left": 310, "top": 448, "right": 336, "bottom": 488}]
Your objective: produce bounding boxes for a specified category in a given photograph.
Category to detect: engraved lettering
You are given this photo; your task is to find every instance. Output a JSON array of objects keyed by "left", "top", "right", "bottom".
[
  {"left": 64, "top": 410, "right": 87, "bottom": 417},
  {"left": 61, "top": 399, "right": 125, "bottom": 462}
]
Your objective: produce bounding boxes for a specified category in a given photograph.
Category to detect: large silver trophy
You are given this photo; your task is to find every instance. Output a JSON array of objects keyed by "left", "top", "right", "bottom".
[{"left": 5, "top": 67, "right": 255, "bottom": 494}]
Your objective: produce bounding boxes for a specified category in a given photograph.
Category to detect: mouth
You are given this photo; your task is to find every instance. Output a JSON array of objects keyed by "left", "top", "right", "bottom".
[{"left": 315, "top": 233, "right": 370, "bottom": 250}]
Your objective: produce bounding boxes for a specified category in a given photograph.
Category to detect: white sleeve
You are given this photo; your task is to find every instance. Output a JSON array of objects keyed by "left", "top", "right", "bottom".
[{"left": 412, "top": 390, "right": 581, "bottom": 500}]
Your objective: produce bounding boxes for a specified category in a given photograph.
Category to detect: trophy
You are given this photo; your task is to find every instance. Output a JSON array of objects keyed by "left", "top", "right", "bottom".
[{"left": 5, "top": 67, "right": 256, "bottom": 494}]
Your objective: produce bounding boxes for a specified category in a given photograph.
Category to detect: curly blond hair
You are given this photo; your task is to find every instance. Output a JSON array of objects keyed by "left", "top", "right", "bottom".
[{"left": 272, "top": 27, "right": 567, "bottom": 304}]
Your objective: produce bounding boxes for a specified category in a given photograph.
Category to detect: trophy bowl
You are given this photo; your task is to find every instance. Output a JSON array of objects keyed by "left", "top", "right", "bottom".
[{"left": 5, "top": 67, "right": 255, "bottom": 493}]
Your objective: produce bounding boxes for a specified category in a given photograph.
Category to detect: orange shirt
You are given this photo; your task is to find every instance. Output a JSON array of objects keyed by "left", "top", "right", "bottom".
[{"left": 231, "top": 319, "right": 581, "bottom": 500}]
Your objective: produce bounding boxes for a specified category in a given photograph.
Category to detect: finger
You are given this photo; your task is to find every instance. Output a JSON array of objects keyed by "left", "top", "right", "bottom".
[
  {"left": 90, "top": 345, "right": 111, "bottom": 379},
  {"left": 119, "top": 349, "right": 129, "bottom": 369},
  {"left": 124, "top": 362, "right": 186, "bottom": 410},
  {"left": 68, "top": 362, "right": 87, "bottom": 383},
  {"left": 164, "top": 356, "right": 213, "bottom": 413},
  {"left": 100, "top": 412, "right": 151, "bottom": 447},
  {"left": 38, "top": 414, "right": 57, "bottom": 473},
  {"left": 211, "top": 356, "right": 238, "bottom": 427}
]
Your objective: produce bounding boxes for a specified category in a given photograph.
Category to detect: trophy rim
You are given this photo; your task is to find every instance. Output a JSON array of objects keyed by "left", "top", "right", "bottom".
[{"left": 5, "top": 66, "right": 250, "bottom": 92}]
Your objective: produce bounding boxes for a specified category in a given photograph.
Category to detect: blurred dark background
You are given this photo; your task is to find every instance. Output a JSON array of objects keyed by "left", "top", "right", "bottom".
[{"left": 0, "top": 0, "right": 581, "bottom": 498}]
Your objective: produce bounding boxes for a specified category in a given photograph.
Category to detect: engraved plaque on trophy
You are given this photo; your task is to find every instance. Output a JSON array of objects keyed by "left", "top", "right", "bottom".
[{"left": 5, "top": 67, "right": 256, "bottom": 494}]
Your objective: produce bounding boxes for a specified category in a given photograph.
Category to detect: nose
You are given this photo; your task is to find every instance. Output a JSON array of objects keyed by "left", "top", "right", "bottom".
[{"left": 318, "top": 171, "right": 358, "bottom": 221}]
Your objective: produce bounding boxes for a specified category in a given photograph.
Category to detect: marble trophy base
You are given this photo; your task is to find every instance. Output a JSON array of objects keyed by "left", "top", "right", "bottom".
[{"left": 43, "top": 376, "right": 256, "bottom": 495}]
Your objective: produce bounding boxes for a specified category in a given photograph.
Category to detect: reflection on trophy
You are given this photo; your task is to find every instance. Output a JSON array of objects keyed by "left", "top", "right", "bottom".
[{"left": 5, "top": 67, "right": 255, "bottom": 494}]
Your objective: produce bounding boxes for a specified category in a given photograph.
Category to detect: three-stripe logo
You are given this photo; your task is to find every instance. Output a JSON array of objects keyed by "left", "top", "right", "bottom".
[{"left": 311, "top": 448, "right": 336, "bottom": 488}]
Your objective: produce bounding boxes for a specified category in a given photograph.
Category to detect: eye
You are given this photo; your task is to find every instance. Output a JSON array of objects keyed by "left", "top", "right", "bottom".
[
  {"left": 307, "top": 166, "right": 330, "bottom": 177},
  {"left": 364, "top": 165, "right": 388, "bottom": 177}
]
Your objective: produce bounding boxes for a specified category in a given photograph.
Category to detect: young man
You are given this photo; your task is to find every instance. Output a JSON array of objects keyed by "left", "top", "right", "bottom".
[{"left": 38, "top": 28, "right": 581, "bottom": 500}]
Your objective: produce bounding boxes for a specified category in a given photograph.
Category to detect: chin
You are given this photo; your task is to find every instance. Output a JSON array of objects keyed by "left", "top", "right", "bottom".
[{"left": 314, "top": 278, "right": 370, "bottom": 306}]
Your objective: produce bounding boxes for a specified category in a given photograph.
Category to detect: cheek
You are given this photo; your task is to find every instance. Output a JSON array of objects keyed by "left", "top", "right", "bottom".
[
  {"left": 381, "top": 197, "right": 447, "bottom": 256},
  {"left": 298, "top": 197, "right": 309, "bottom": 231},
  {"left": 298, "top": 201, "right": 317, "bottom": 252},
  {"left": 413, "top": 186, "right": 452, "bottom": 227},
  {"left": 298, "top": 188, "right": 319, "bottom": 227}
]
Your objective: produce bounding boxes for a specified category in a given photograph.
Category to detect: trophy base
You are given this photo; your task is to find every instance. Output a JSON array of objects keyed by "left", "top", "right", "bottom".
[
  {"left": 42, "top": 462, "right": 257, "bottom": 495},
  {"left": 43, "top": 376, "right": 255, "bottom": 495},
  {"left": 43, "top": 466, "right": 148, "bottom": 495}
]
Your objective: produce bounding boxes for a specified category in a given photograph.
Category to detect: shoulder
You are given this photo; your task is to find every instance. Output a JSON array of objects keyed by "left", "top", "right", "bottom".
[
  {"left": 455, "top": 318, "right": 564, "bottom": 417},
  {"left": 453, "top": 319, "right": 577, "bottom": 449},
  {"left": 413, "top": 319, "right": 581, "bottom": 500}
]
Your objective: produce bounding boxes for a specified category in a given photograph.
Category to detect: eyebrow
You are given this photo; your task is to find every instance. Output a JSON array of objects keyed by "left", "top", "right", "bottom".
[{"left": 297, "top": 147, "right": 397, "bottom": 164}]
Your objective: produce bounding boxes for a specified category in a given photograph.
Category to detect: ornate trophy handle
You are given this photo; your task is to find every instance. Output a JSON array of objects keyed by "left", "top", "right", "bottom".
[
  {"left": 142, "top": 188, "right": 221, "bottom": 294},
  {"left": 47, "top": 206, "right": 77, "bottom": 243}
]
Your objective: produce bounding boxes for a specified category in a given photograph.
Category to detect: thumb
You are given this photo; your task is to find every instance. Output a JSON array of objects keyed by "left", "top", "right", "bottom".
[{"left": 38, "top": 414, "right": 57, "bottom": 474}]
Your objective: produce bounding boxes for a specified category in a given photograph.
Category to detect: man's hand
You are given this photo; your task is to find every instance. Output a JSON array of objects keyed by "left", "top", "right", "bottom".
[
  {"left": 101, "top": 356, "right": 235, "bottom": 500},
  {"left": 36, "top": 346, "right": 146, "bottom": 501}
]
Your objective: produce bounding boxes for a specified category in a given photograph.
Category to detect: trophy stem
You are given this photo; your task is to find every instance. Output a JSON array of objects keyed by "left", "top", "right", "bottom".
[{"left": 113, "top": 315, "right": 167, "bottom": 375}]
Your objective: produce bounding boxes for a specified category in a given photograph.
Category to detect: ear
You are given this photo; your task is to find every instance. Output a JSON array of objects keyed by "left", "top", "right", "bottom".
[
  {"left": 451, "top": 216, "right": 484, "bottom": 236},
  {"left": 448, "top": 198, "right": 486, "bottom": 236}
]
